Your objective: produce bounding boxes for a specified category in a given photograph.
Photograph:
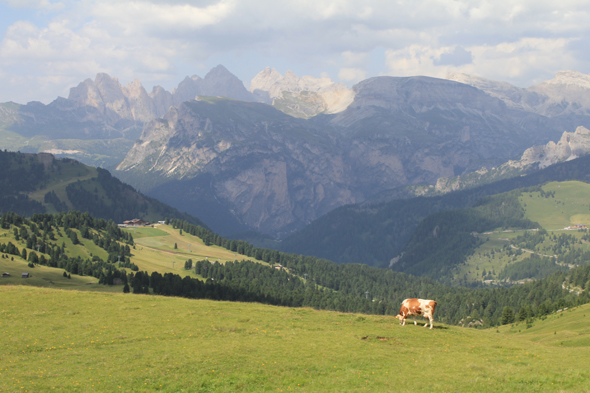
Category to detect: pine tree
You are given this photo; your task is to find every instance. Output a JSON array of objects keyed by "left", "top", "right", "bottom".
[{"left": 501, "top": 306, "right": 515, "bottom": 325}]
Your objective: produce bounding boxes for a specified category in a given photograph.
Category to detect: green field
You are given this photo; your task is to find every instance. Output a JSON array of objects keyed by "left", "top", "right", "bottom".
[
  {"left": 1, "top": 285, "right": 590, "bottom": 392},
  {"left": 124, "top": 225, "right": 263, "bottom": 278},
  {"left": 450, "top": 181, "right": 590, "bottom": 286},
  {"left": 521, "top": 181, "right": 590, "bottom": 230}
]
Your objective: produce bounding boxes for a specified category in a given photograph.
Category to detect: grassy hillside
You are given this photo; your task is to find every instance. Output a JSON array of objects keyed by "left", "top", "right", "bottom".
[
  {"left": 2, "top": 285, "right": 590, "bottom": 392},
  {"left": 122, "top": 224, "right": 262, "bottom": 277},
  {"left": 0, "top": 218, "right": 259, "bottom": 293},
  {"left": 460, "top": 181, "right": 590, "bottom": 286}
]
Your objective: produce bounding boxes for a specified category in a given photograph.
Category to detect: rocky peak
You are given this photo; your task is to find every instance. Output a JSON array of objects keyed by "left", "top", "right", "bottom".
[
  {"left": 198, "top": 65, "right": 256, "bottom": 102},
  {"left": 172, "top": 76, "right": 203, "bottom": 105},
  {"left": 447, "top": 70, "right": 590, "bottom": 118}
]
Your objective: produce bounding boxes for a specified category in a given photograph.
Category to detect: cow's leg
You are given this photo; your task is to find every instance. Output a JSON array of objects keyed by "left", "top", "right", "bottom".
[{"left": 414, "top": 317, "right": 417, "bottom": 326}]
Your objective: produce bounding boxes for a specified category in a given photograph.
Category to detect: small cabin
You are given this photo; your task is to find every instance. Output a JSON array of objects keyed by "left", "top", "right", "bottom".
[
  {"left": 2, "top": 272, "right": 10, "bottom": 277},
  {"left": 22, "top": 272, "right": 30, "bottom": 278},
  {"left": 123, "top": 218, "right": 150, "bottom": 227}
]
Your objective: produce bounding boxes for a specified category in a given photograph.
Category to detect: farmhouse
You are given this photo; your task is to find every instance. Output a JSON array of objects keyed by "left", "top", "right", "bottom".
[
  {"left": 2, "top": 272, "right": 10, "bottom": 277},
  {"left": 22, "top": 273, "right": 29, "bottom": 278},
  {"left": 122, "top": 218, "right": 150, "bottom": 227}
]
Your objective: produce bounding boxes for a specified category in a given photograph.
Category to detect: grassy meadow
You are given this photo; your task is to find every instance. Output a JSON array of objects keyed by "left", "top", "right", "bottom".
[
  {"left": 2, "top": 285, "right": 590, "bottom": 392},
  {"left": 124, "top": 225, "right": 263, "bottom": 278}
]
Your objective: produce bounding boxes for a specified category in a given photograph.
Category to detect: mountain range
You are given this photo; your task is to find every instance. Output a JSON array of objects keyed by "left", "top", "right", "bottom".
[{"left": 2, "top": 66, "right": 590, "bottom": 238}]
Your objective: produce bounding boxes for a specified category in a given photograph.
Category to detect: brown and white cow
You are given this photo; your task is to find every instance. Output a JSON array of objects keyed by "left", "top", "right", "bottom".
[{"left": 395, "top": 298, "right": 437, "bottom": 329}]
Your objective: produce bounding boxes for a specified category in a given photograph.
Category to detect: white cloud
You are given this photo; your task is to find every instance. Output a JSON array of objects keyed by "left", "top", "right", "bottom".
[
  {"left": 0, "top": 0, "right": 590, "bottom": 102},
  {"left": 338, "top": 67, "right": 366, "bottom": 83}
]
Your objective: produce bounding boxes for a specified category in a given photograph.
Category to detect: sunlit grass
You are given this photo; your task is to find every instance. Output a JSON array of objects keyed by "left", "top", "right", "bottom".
[
  {"left": 124, "top": 225, "right": 265, "bottom": 278},
  {"left": 1, "top": 286, "right": 590, "bottom": 392}
]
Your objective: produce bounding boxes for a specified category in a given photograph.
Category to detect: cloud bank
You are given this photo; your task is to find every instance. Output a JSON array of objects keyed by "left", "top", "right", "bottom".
[{"left": 0, "top": 0, "right": 589, "bottom": 103}]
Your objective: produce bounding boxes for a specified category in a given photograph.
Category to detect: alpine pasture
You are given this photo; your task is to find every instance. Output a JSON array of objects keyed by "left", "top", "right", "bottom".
[{"left": 2, "top": 286, "right": 590, "bottom": 392}]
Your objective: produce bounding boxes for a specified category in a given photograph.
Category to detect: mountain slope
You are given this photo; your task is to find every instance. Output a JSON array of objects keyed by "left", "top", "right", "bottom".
[{"left": 0, "top": 150, "right": 207, "bottom": 226}]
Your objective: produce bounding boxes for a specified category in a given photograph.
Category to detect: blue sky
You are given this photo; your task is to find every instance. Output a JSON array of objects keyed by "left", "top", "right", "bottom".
[{"left": 1, "top": 0, "right": 589, "bottom": 104}]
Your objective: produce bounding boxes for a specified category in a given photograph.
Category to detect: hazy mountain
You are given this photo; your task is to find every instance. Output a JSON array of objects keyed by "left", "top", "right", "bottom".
[
  {"left": 447, "top": 70, "right": 590, "bottom": 120},
  {"left": 116, "top": 75, "right": 567, "bottom": 237},
  {"left": 365, "top": 126, "right": 590, "bottom": 204},
  {"left": 250, "top": 67, "right": 354, "bottom": 118}
]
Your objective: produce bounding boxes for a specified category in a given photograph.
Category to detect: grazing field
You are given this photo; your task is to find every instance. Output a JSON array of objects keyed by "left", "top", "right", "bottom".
[
  {"left": 520, "top": 181, "right": 590, "bottom": 230},
  {"left": 123, "top": 225, "right": 263, "bottom": 278},
  {"left": 2, "top": 286, "right": 590, "bottom": 392}
]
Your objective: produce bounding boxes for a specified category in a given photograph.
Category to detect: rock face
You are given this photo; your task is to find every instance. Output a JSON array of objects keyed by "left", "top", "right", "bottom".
[
  {"left": 368, "top": 125, "right": 590, "bottom": 202},
  {"left": 519, "top": 126, "right": 590, "bottom": 168},
  {"left": 117, "top": 76, "right": 568, "bottom": 236},
  {"left": 250, "top": 67, "right": 354, "bottom": 117},
  {"left": 117, "top": 98, "right": 357, "bottom": 236}
]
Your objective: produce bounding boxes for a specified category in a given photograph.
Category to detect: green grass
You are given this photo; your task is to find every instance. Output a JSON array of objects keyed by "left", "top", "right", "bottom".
[
  {"left": 521, "top": 181, "right": 590, "bottom": 230},
  {"left": 2, "top": 286, "right": 590, "bottom": 392},
  {"left": 123, "top": 225, "right": 264, "bottom": 279}
]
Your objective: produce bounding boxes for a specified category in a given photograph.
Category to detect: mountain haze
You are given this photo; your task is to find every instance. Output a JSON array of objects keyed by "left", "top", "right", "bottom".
[{"left": 116, "top": 75, "right": 570, "bottom": 236}]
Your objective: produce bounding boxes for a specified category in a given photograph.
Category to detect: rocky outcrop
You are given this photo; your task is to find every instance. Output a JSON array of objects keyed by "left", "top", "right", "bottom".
[
  {"left": 117, "top": 98, "right": 358, "bottom": 235},
  {"left": 519, "top": 126, "right": 590, "bottom": 168},
  {"left": 250, "top": 67, "right": 354, "bottom": 117}
]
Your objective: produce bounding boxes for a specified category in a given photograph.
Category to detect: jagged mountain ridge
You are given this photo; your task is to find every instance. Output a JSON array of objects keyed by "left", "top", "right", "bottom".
[{"left": 116, "top": 75, "right": 570, "bottom": 236}]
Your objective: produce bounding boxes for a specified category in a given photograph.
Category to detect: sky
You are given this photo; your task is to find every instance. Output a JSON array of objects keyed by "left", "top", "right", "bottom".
[{"left": 1, "top": 0, "right": 590, "bottom": 104}]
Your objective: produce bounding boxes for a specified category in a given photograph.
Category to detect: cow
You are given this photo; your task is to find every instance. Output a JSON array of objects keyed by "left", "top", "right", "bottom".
[{"left": 395, "top": 298, "right": 437, "bottom": 329}]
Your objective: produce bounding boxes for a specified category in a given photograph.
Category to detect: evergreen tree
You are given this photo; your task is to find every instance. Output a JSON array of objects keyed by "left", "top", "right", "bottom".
[{"left": 501, "top": 306, "right": 515, "bottom": 325}]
